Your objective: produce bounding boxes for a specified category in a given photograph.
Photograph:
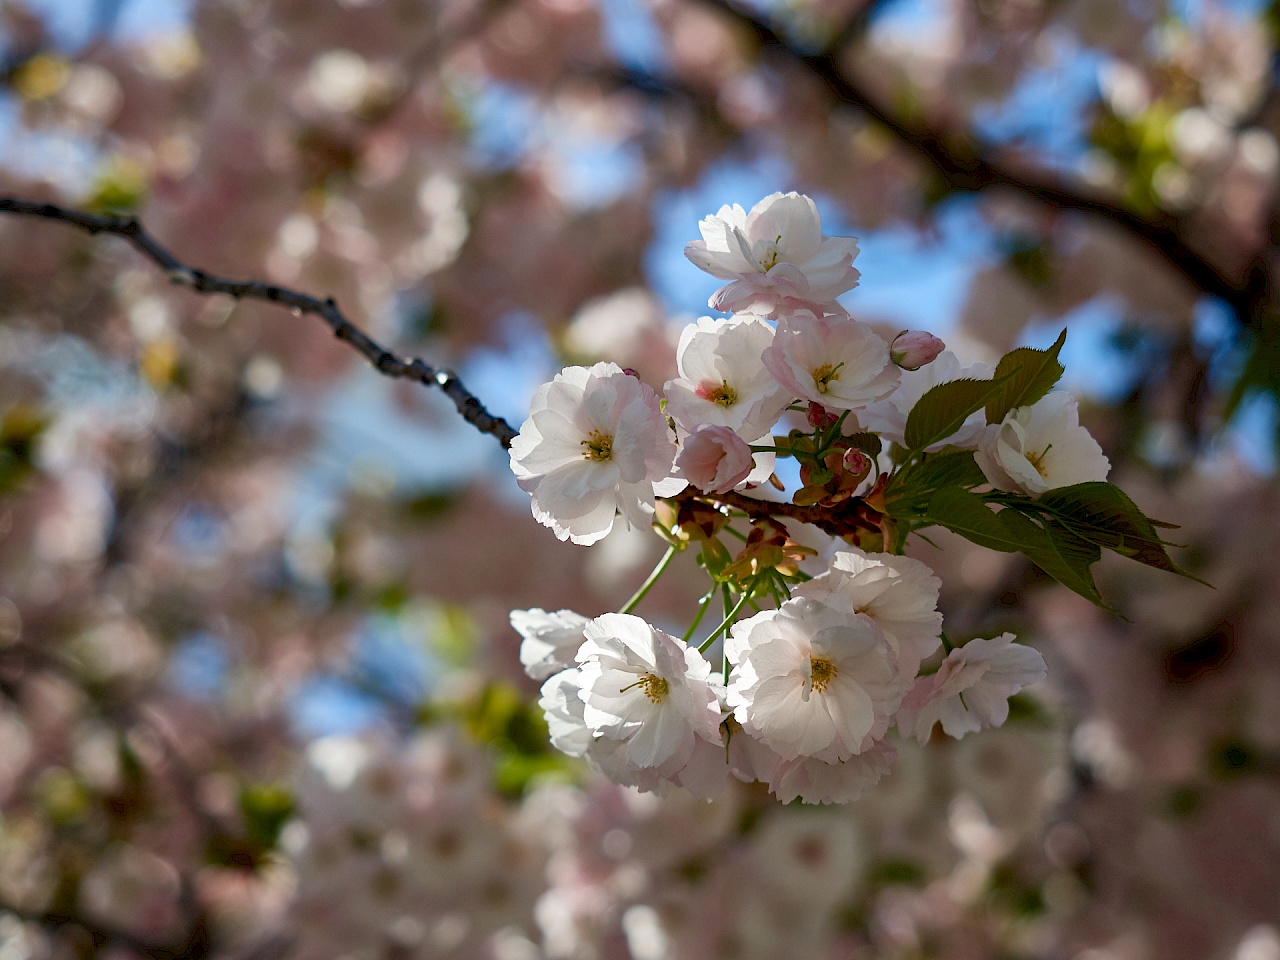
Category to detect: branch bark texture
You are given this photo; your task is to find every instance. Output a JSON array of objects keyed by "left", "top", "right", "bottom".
[{"left": 0, "top": 197, "right": 519, "bottom": 447}]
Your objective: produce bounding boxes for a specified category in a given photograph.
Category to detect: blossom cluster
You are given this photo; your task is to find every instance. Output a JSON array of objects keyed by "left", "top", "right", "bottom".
[{"left": 507, "top": 192, "right": 1117, "bottom": 803}]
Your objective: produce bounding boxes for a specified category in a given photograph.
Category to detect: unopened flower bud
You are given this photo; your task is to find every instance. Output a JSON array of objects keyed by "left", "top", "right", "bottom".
[
  {"left": 890, "top": 330, "right": 945, "bottom": 371},
  {"left": 621, "top": 367, "right": 641, "bottom": 378},
  {"left": 807, "top": 402, "right": 838, "bottom": 429},
  {"left": 842, "top": 447, "right": 872, "bottom": 483}
]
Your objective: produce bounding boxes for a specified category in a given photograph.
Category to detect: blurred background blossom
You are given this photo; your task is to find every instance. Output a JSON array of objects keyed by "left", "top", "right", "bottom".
[{"left": 1, "top": 0, "right": 1280, "bottom": 957}]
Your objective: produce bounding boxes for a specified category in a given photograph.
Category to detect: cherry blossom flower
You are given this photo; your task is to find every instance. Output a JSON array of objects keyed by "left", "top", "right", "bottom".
[
  {"left": 896, "top": 634, "right": 1048, "bottom": 742},
  {"left": 762, "top": 310, "right": 900, "bottom": 411},
  {"left": 683, "top": 192, "right": 862, "bottom": 316},
  {"left": 509, "top": 362, "right": 685, "bottom": 545},
  {"left": 539, "top": 667, "right": 659, "bottom": 789},
  {"left": 675, "top": 425, "right": 755, "bottom": 494},
  {"left": 726, "top": 598, "right": 905, "bottom": 762},
  {"left": 856, "top": 350, "right": 995, "bottom": 451},
  {"left": 663, "top": 315, "right": 791, "bottom": 439},
  {"left": 511, "top": 608, "right": 590, "bottom": 680},
  {"left": 973, "top": 391, "right": 1111, "bottom": 497},
  {"left": 767, "top": 737, "right": 896, "bottom": 804},
  {"left": 794, "top": 548, "right": 943, "bottom": 678},
  {"left": 576, "top": 614, "right": 723, "bottom": 773}
]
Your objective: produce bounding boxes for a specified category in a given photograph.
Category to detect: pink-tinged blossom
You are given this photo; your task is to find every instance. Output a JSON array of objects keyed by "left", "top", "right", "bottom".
[
  {"left": 889, "top": 329, "right": 946, "bottom": 370},
  {"left": 511, "top": 608, "right": 589, "bottom": 680},
  {"left": 726, "top": 598, "right": 905, "bottom": 762},
  {"left": 509, "top": 362, "right": 685, "bottom": 546},
  {"left": 794, "top": 548, "right": 944, "bottom": 678},
  {"left": 675, "top": 425, "right": 754, "bottom": 494},
  {"left": 763, "top": 310, "right": 900, "bottom": 411},
  {"left": 683, "top": 192, "right": 861, "bottom": 316},
  {"left": 576, "top": 614, "right": 723, "bottom": 773},
  {"left": 896, "top": 634, "right": 1048, "bottom": 743},
  {"left": 856, "top": 350, "right": 994, "bottom": 451},
  {"left": 973, "top": 391, "right": 1111, "bottom": 497},
  {"left": 663, "top": 315, "right": 791, "bottom": 438},
  {"left": 768, "top": 738, "right": 897, "bottom": 804}
]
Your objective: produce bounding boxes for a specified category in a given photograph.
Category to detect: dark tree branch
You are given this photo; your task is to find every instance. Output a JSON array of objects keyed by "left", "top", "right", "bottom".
[
  {"left": 690, "top": 0, "right": 1273, "bottom": 329},
  {"left": 0, "top": 197, "right": 519, "bottom": 447},
  {"left": 673, "top": 486, "right": 883, "bottom": 537}
]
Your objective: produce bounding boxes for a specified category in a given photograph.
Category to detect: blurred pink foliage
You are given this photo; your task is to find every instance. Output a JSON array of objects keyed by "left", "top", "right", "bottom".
[{"left": 1, "top": 0, "right": 1279, "bottom": 958}]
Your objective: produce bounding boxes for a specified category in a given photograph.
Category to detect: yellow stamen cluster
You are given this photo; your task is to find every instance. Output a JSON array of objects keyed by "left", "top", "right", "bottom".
[
  {"left": 705, "top": 381, "right": 738, "bottom": 407},
  {"left": 810, "top": 362, "right": 844, "bottom": 394},
  {"left": 1026, "top": 443, "right": 1053, "bottom": 478},
  {"left": 621, "top": 673, "right": 670, "bottom": 703},
  {"left": 581, "top": 430, "right": 614, "bottom": 462},
  {"left": 809, "top": 657, "right": 838, "bottom": 693}
]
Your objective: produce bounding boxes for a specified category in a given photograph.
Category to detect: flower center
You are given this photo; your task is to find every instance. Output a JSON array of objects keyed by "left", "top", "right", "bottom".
[
  {"left": 1026, "top": 443, "right": 1053, "bottom": 478},
  {"left": 698, "top": 379, "right": 738, "bottom": 407},
  {"left": 580, "top": 430, "right": 614, "bottom": 462},
  {"left": 758, "top": 234, "right": 784, "bottom": 270},
  {"left": 621, "top": 673, "right": 669, "bottom": 703},
  {"left": 809, "top": 657, "right": 838, "bottom": 693},
  {"left": 811, "top": 362, "right": 844, "bottom": 394}
]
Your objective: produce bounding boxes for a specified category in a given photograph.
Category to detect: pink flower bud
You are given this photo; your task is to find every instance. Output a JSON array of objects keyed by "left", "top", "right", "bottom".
[
  {"left": 807, "top": 402, "right": 838, "bottom": 429},
  {"left": 675, "top": 425, "right": 754, "bottom": 495},
  {"left": 890, "top": 330, "right": 945, "bottom": 371},
  {"left": 842, "top": 447, "right": 872, "bottom": 482}
]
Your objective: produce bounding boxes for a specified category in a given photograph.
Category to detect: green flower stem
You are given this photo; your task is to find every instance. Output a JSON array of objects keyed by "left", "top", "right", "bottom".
[
  {"left": 699, "top": 583, "right": 757, "bottom": 653},
  {"left": 619, "top": 544, "right": 678, "bottom": 615},
  {"left": 940, "top": 631, "right": 953, "bottom": 654},
  {"left": 681, "top": 586, "right": 718, "bottom": 643}
]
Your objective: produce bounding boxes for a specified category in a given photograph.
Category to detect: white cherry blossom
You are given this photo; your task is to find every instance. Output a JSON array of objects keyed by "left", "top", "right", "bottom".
[
  {"left": 897, "top": 634, "right": 1048, "bottom": 742},
  {"left": 576, "top": 614, "right": 723, "bottom": 772},
  {"left": 509, "top": 362, "right": 685, "bottom": 545},
  {"left": 856, "top": 350, "right": 995, "bottom": 451},
  {"left": 511, "top": 608, "right": 590, "bottom": 680},
  {"left": 762, "top": 310, "right": 900, "bottom": 411},
  {"left": 683, "top": 192, "right": 861, "bottom": 316},
  {"left": 663, "top": 315, "right": 790, "bottom": 439},
  {"left": 726, "top": 597, "right": 905, "bottom": 762},
  {"left": 794, "top": 548, "right": 943, "bottom": 678},
  {"left": 675, "top": 424, "right": 754, "bottom": 494},
  {"left": 768, "top": 738, "right": 897, "bottom": 804},
  {"left": 973, "top": 391, "right": 1110, "bottom": 497}
]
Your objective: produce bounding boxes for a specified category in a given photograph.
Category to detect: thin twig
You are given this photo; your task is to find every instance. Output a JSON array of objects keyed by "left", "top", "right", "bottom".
[{"left": 0, "top": 197, "right": 519, "bottom": 447}]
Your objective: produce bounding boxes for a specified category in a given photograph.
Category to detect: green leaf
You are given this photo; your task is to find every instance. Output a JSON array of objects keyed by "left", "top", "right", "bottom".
[
  {"left": 923, "top": 488, "right": 1021, "bottom": 552},
  {"left": 1034, "top": 482, "right": 1207, "bottom": 584},
  {"left": 842, "top": 431, "right": 883, "bottom": 459},
  {"left": 886, "top": 450, "right": 985, "bottom": 515},
  {"left": 997, "top": 510, "right": 1113, "bottom": 610},
  {"left": 240, "top": 784, "right": 295, "bottom": 854},
  {"left": 985, "top": 329, "right": 1067, "bottom": 424},
  {"left": 904, "top": 377, "right": 1009, "bottom": 450}
]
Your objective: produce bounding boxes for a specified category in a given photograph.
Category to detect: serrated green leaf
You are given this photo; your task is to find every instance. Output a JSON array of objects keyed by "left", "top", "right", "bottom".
[
  {"left": 997, "top": 510, "right": 1113, "bottom": 610},
  {"left": 904, "top": 377, "right": 1009, "bottom": 450},
  {"left": 923, "top": 488, "right": 1021, "bottom": 552},
  {"left": 886, "top": 450, "right": 985, "bottom": 515},
  {"left": 985, "top": 329, "right": 1067, "bottom": 424},
  {"left": 1034, "top": 482, "right": 1207, "bottom": 584},
  {"left": 842, "top": 431, "right": 883, "bottom": 459}
]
